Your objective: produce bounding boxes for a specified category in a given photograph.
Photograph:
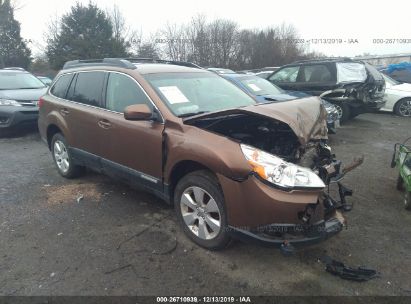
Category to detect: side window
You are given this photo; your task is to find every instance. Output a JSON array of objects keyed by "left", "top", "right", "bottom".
[
  {"left": 302, "top": 65, "right": 332, "bottom": 82},
  {"left": 72, "top": 72, "right": 105, "bottom": 107},
  {"left": 269, "top": 66, "right": 299, "bottom": 83},
  {"left": 50, "top": 74, "right": 73, "bottom": 98},
  {"left": 106, "top": 73, "right": 152, "bottom": 113}
]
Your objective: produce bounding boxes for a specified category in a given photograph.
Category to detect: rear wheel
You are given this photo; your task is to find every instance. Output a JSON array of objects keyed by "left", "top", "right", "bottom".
[
  {"left": 405, "top": 191, "right": 411, "bottom": 210},
  {"left": 174, "top": 170, "right": 231, "bottom": 250},
  {"left": 334, "top": 103, "right": 351, "bottom": 123},
  {"left": 51, "top": 133, "right": 84, "bottom": 178},
  {"left": 394, "top": 98, "right": 411, "bottom": 117}
]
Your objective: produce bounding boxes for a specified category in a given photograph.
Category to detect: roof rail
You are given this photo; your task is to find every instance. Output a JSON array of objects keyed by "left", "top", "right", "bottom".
[
  {"left": 62, "top": 58, "right": 202, "bottom": 70},
  {"left": 123, "top": 58, "right": 202, "bottom": 69},
  {"left": 292, "top": 57, "right": 354, "bottom": 64},
  {"left": 62, "top": 58, "right": 137, "bottom": 70}
]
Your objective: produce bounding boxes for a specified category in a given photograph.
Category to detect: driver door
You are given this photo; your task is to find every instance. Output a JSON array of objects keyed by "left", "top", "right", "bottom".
[{"left": 97, "top": 72, "right": 164, "bottom": 192}]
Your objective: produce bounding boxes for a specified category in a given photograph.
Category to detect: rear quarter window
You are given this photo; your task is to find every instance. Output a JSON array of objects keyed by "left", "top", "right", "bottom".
[{"left": 50, "top": 74, "right": 73, "bottom": 99}]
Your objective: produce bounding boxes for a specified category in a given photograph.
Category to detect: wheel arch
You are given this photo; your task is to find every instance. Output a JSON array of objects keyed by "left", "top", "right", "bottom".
[
  {"left": 46, "top": 124, "right": 63, "bottom": 150},
  {"left": 167, "top": 160, "right": 217, "bottom": 202}
]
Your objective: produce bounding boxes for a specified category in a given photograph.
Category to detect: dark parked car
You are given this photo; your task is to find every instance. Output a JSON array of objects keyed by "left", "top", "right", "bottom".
[
  {"left": 380, "top": 62, "right": 411, "bottom": 84},
  {"left": 222, "top": 73, "right": 340, "bottom": 133},
  {"left": 0, "top": 68, "right": 48, "bottom": 131},
  {"left": 267, "top": 58, "right": 386, "bottom": 122},
  {"left": 38, "top": 58, "right": 359, "bottom": 250}
]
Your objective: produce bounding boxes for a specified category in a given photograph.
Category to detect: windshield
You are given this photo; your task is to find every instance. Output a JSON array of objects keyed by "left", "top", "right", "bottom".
[
  {"left": 383, "top": 74, "right": 400, "bottom": 86},
  {"left": 0, "top": 72, "right": 46, "bottom": 90},
  {"left": 237, "top": 76, "right": 284, "bottom": 96},
  {"left": 144, "top": 72, "right": 256, "bottom": 117}
]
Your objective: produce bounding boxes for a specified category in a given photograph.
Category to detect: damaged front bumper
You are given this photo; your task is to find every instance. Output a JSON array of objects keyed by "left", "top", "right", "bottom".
[
  {"left": 228, "top": 214, "right": 343, "bottom": 248},
  {"left": 218, "top": 153, "right": 362, "bottom": 248}
]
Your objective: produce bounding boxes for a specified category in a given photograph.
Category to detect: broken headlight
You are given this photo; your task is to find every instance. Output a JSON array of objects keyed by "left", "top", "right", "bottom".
[{"left": 241, "top": 144, "right": 325, "bottom": 190}]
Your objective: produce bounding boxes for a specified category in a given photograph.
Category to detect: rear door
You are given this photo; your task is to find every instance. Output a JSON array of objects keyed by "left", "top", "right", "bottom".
[
  {"left": 297, "top": 63, "right": 337, "bottom": 95},
  {"left": 97, "top": 72, "right": 164, "bottom": 192},
  {"left": 268, "top": 66, "right": 300, "bottom": 90},
  {"left": 63, "top": 71, "right": 107, "bottom": 170}
]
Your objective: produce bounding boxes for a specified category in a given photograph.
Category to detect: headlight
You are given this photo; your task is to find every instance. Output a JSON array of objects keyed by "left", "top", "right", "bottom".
[
  {"left": 241, "top": 144, "right": 325, "bottom": 189},
  {"left": 0, "top": 99, "right": 22, "bottom": 106}
]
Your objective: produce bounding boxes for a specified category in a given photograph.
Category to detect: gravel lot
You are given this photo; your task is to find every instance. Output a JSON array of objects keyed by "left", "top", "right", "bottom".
[{"left": 1, "top": 113, "right": 411, "bottom": 296}]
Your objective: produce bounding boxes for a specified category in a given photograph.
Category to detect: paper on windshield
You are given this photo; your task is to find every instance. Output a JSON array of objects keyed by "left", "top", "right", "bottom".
[
  {"left": 159, "top": 86, "right": 190, "bottom": 104},
  {"left": 247, "top": 83, "right": 262, "bottom": 92}
]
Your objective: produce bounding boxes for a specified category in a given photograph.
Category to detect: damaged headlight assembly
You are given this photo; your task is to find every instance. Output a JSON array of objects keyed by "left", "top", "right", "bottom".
[
  {"left": 241, "top": 144, "right": 325, "bottom": 190},
  {"left": 0, "top": 99, "right": 21, "bottom": 106}
]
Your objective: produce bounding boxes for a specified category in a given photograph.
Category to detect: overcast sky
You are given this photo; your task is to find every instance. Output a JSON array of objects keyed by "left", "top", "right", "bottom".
[{"left": 14, "top": 0, "right": 411, "bottom": 57}]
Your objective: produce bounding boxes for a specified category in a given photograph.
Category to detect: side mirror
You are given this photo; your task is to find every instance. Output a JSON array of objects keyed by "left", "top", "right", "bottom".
[{"left": 124, "top": 104, "right": 152, "bottom": 121}]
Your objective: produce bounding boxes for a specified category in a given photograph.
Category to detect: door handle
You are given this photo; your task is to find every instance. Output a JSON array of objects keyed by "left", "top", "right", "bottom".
[
  {"left": 60, "top": 108, "right": 69, "bottom": 115},
  {"left": 98, "top": 119, "right": 112, "bottom": 129}
]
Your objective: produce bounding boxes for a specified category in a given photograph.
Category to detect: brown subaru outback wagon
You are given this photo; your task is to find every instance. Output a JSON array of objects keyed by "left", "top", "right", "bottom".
[{"left": 38, "top": 58, "right": 360, "bottom": 250}]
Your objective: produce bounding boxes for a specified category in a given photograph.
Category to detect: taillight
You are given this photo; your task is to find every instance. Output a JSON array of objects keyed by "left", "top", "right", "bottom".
[{"left": 38, "top": 97, "right": 44, "bottom": 108}]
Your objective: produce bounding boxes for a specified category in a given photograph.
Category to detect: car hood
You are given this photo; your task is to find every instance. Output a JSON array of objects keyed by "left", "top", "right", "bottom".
[
  {"left": 184, "top": 96, "right": 328, "bottom": 146},
  {"left": 390, "top": 83, "right": 411, "bottom": 92},
  {"left": 0, "top": 87, "right": 48, "bottom": 101}
]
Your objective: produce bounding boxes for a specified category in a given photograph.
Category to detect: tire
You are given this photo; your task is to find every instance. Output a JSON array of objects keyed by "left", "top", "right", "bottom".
[
  {"left": 397, "top": 175, "right": 405, "bottom": 191},
  {"left": 51, "top": 133, "right": 85, "bottom": 178},
  {"left": 334, "top": 103, "right": 351, "bottom": 123},
  {"left": 174, "top": 170, "right": 231, "bottom": 250},
  {"left": 405, "top": 191, "right": 411, "bottom": 211},
  {"left": 394, "top": 98, "right": 411, "bottom": 117}
]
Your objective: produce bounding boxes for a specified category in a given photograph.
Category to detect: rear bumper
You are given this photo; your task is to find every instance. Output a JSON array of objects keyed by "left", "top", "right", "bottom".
[
  {"left": 228, "top": 216, "right": 343, "bottom": 248},
  {"left": 0, "top": 106, "right": 38, "bottom": 129}
]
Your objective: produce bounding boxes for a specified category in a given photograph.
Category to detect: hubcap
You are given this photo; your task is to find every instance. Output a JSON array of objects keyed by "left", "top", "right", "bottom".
[
  {"left": 398, "top": 100, "right": 411, "bottom": 117},
  {"left": 53, "top": 140, "right": 70, "bottom": 173},
  {"left": 180, "top": 186, "right": 221, "bottom": 240},
  {"left": 334, "top": 105, "right": 343, "bottom": 119}
]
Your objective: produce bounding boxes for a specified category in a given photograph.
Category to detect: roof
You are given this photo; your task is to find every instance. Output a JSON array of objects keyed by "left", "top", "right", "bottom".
[{"left": 0, "top": 68, "right": 28, "bottom": 73}]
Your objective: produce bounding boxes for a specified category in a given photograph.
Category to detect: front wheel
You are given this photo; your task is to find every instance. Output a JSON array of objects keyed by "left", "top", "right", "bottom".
[
  {"left": 174, "top": 170, "right": 231, "bottom": 250},
  {"left": 333, "top": 103, "right": 351, "bottom": 123}
]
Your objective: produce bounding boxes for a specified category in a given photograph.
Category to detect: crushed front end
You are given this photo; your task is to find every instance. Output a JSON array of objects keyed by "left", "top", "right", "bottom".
[{"left": 185, "top": 97, "right": 362, "bottom": 248}]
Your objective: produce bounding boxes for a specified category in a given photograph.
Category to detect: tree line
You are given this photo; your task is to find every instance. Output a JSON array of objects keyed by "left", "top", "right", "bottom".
[{"left": 0, "top": 1, "right": 321, "bottom": 73}]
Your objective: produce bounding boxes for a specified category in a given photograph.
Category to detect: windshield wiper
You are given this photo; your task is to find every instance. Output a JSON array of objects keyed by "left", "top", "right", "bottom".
[{"left": 178, "top": 111, "right": 210, "bottom": 118}]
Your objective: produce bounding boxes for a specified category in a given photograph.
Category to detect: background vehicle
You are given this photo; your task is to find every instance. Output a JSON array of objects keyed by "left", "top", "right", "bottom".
[
  {"left": 381, "top": 62, "right": 411, "bottom": 84},
  {"left": 267, "top": 58, "right": 386, "bottom": 122},
  {"left": 380, "top": 74, "right": 411, "bottom": 117},
  {"left": 391, "top": 137, "right": 411, "bottom": 210},
  {"left": 38, "top": 58, "right": 353, "bottom": 250},
  {"left": 0, "top": 68, "right": 48, "bottom": 131},
  {"left": 222, "top": 73, "right": 340, "bottom": 133},
  {"left": 37, "top": 76, "right": 53, "bottom": 86},
  {"left": 206, "top": 67, "right": 235, "bottom": 74},
  {"left": 255, "top": 71, "right": 276, "bottom": 79}
]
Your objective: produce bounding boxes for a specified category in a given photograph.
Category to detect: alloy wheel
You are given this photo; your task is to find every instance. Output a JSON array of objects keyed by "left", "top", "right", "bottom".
[
  {"left": 53, "top": 140, "right": 70, "bottom": 173},
  {"left": 180, "top": 186, "right": 221, "bottom": 240},
  {"left": 398, "top": 100, "right": 411, "bottom": 117},
  {"left": 334, "top": 104, "right": 343, "bottom": 119}
]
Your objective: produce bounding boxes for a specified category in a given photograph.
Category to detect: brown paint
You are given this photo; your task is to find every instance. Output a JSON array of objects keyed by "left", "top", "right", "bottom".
[{"left": 39, "top": 64, "right": 333, "bottom": 229}]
